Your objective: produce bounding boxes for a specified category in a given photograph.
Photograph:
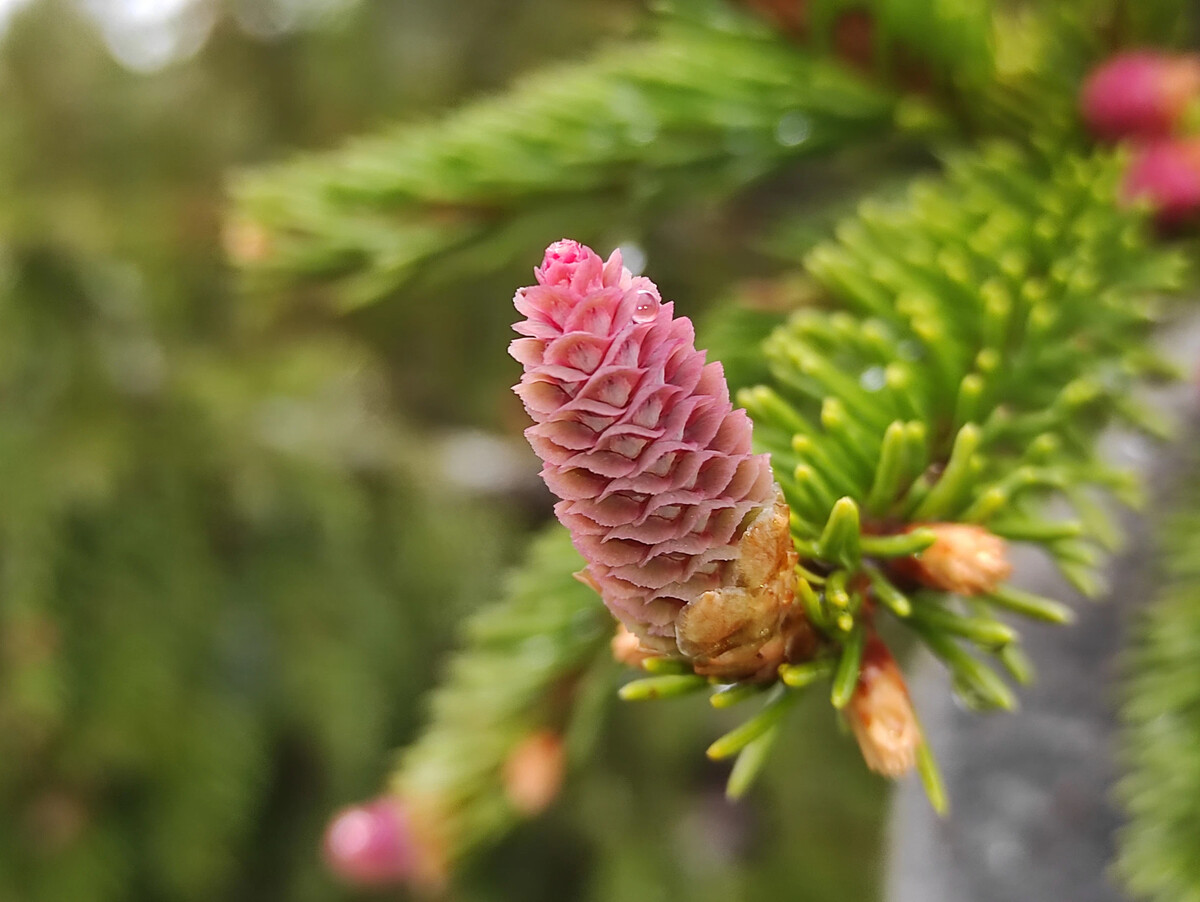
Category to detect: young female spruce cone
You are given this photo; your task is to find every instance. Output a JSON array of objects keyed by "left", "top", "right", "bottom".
[{"left": 510, "top": 240, "right": 812, "bottom": 681}]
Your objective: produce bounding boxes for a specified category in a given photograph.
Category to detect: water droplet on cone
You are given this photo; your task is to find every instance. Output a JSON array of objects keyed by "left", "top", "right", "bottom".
[{"left": 633, "top": 290, "right": 660, "bottom": 323}]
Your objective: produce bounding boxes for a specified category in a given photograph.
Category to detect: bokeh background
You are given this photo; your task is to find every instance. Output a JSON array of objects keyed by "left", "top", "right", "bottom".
[{"left": 0, "top": 2, "right": 885, "bottom": 900}]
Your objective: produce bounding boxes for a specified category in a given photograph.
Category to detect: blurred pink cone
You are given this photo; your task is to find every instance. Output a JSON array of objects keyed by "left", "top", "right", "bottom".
[
  {"left": 1122, "top": 138, "right": 1200, "bottom": 227},
  {"left": 1081, "top": 51, "right": 1200, "bottom": 141},
  {"left": 323, "top": 797, "right": 417, "bottom": 886}
]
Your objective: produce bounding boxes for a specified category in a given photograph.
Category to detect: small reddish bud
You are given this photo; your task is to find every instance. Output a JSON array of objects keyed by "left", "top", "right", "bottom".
[
  {"left": 832, "top": 8, "right": 875, "bottom": 73},
  {"left": 323, "top": 797, "right": 421, "bottom": 886},
  {"left": 899, "top": 523, "right": 1011, "bottom": 596},
  {"left": 846, "top": 638, "right": 920, "bottom": 778},
  {"left": 1081, "top": 51, "right": 1200, "bottom": 141},
  {"left": 502, "top": 730, "right": 566, "bottom": 816},
  {"left": 736, "top": 0, "right": 810, "bottom": 38},
  {"left": 1122, "top": 137, "right": 1200, "bottom": 227}
]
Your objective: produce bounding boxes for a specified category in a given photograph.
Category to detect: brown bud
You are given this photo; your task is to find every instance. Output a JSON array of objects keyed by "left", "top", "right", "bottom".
[
  {"left": 675, "top": 493, "right": 815, "bottom": 682},
  {"left": 902, "top": 523, "right": 1011, "bottom": 595},
  {"left": 846, "top": 638, "right": 920, "bottom": 778},
  {"left": 502, "top": 730, "right": 565, "bottom": 816}
]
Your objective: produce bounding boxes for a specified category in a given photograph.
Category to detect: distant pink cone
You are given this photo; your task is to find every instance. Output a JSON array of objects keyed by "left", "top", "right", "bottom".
[
  {"left": 1122, "top": 138, "right": 1200, "bottom": 227},
  {"left": 1081, "top": 51, "right": 1200, "bottom": 141},
  {"left": 323, "top": 797, "right": 416, "bottom": 885},
  {"left": 511, "top": 241, "right": 809, "bottom": 679}
]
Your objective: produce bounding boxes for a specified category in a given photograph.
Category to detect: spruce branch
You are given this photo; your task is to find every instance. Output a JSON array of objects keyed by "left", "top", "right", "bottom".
[
  {"left": 734, "top": 143, "right": 1188, "bottom": 789},
  {"left": 734, "top": 0, "right": 994, "bottom": 89},
  {"left": 375, "top": 143, "right": 1189, "bottom": 870},
  {"left": 736, "top": 0, "right": 1191, "bottom": 143},
  {"left": 492, "top": 151, "right": 1190, "bottom": 807},
  {"left": 229, "top": 9, "right": 896, "bottom": 311},
  {"left": 751, "top": 144, "right": 1187, "bottom": 568},
  {"left": 384, "top": 524, "right": 614, "bottom": 877}
]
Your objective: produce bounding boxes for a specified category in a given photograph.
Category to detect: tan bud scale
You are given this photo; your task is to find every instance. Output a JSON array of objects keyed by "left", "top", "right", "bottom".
[
  {"left": 846, "top": 638, "right": 920, "bottom": 778},
  {"left": 502, "top": 731, "right": 566, "bottom": 816},
  {"left": 674, "top": 489, "right": 815, "bottom": 682},
  {"left": 908, "top": 523, "right": 1011, "bottom": 595}
]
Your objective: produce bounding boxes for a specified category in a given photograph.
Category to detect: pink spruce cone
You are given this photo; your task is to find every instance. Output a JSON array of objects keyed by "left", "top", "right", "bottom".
[
  {"left": 511, "top": 240, "right": 812, "bottom": 681},
  {"left": 1081, "top": 51, "right": 1200, "bottom": 142},
  {"left": 1122, "top": 137, "right": 1200, "bottom": 227}
]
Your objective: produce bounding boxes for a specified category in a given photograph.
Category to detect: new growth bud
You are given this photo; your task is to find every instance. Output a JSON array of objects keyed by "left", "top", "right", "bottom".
[
  {"left": 611, "top": 623, "right": 656, "bottom": 669},
  {"left": 846, "top": 637, "right": 920, "bottom": 778},
  {"left": 511, "top": 240, "right": 809, "bottom": 681},
  {"left": 901, "top": 523, "right": 1011, "bottom": 596},
  {"left": 502, "top": 730, "right": 566, "bottom": 816},
  {"left": 1081, "top": 51, "right": 1200, "bottom": 141}
]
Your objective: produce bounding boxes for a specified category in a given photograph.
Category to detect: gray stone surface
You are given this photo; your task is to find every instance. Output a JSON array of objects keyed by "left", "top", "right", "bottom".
[
  {"left": 886, "top": 320, "right": 1200, "bottom": 902},
  {"left": 887, "top": 544, "right": 1142, "bottom": 902}
]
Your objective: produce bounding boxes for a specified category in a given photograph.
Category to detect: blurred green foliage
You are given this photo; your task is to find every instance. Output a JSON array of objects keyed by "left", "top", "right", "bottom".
[
  {"left": 1119, "top": 440, "right": 1200, "bottom": 902},
  {"left": 0, "top": 1, "right": 607, "bottom": 899},
  {"left": 0, "top": 1, "right": 886, "bottom": 900}
]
